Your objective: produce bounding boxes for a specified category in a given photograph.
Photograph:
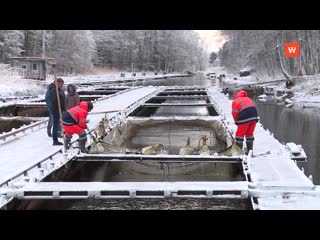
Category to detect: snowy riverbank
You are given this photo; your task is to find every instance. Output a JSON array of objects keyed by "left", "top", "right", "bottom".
[
  {"left": 0, "top": 76, "right": 44, "bottom": 99},
  {"left": 208, "top": 67, "right": 320, "bottom": 109},
  {"left": 1, "top": 67, "right": 320, "bottom": 110}
]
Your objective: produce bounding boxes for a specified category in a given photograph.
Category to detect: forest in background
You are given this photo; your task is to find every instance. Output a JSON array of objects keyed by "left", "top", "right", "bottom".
[
  {"left": 218, "top": 30, "right": 320, "bottom": 79},
  {"left": 0, "top": 30, "right": 208, "bottom": 74}
]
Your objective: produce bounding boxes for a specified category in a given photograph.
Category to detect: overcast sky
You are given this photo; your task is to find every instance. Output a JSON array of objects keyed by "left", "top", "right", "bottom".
[{"left": 194, "top": 30, "right": 227, "bottom": 53}]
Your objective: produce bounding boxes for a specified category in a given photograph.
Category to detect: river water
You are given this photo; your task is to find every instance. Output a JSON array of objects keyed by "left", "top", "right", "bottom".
[{"left": 256, "top": 102, "right": 320, "bottom": 184}]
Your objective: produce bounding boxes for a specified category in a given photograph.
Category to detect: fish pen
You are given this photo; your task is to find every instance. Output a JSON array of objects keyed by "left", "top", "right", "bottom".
[{"left": 2, "top": 86, "right": 258, "bottom": 210}]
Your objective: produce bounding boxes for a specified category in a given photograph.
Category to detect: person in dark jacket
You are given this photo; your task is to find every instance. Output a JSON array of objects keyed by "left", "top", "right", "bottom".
[
  {"left": 45, "top": 82, "right": 65, "bottom": 137},
  {"left": 66, "top": 84, "right": 80, "bottom": 110},
  {"left": 62, "top": 101, "right": 93, "bottom": 153},
  {"left": 232, "top": 90, "right": 259, "bottom": 155},
  {"left": 45, "top": 85, "right": 53, "bottom": 137},
  {"left": 48, "top": 78, "right": 66, "bottom": 145}
]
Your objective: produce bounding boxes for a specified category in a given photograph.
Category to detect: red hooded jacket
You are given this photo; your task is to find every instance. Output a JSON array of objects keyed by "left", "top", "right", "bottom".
[
  {"left": 232, "top": 90, "right": 259, "bottom": 125},
  {"left": 62, "top": 101, "right": 89, "bottom": 129}
]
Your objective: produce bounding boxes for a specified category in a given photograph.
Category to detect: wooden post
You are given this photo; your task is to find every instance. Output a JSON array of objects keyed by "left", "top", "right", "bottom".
[{"left": 52, "top": 64, "right": 67, "bottom": 153}]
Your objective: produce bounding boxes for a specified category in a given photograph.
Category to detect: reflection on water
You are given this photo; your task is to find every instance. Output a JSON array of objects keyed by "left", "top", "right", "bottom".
[
  {"left": 44, "top": 161, "right": 245, "bottom": 183},
  {"left": 68, "top": 198, "right": 250, "bottom": 210},
  {"left": 256, "top": 102, "right": 320, "bottom": 184},
  {"left": 100, "top": 162, "right": 244, "bottom": 182},
  {"left": 153, "top": 99, "right": 209, "bottom": 116},
  {"left": 8, "top": 197, "right": 251, "bottom": 210}
]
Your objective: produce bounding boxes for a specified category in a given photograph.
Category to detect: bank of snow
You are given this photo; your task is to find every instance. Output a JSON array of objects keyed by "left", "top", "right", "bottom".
[
  {"left": 0, "top": 76, "right": 44, "bottom": 99},
  {"left": 208, "top": 66, "right": 320, "bottom": 109}
]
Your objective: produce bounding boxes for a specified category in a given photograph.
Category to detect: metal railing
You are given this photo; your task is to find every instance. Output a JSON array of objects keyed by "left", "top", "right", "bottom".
[
  {"left": 0, "top": 148, "right": 63, "bottom": 188},
  {"left": 0, "top": 119, "right": 48, "bottom": 141}
]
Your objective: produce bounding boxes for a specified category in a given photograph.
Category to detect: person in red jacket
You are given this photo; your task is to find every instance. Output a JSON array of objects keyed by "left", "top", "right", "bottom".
[
  {"left": 62, "top": 101, "right": 93, "bottom": 153},
  {"left": 232, "top": 90, "right": 259, "bottom": 155}
]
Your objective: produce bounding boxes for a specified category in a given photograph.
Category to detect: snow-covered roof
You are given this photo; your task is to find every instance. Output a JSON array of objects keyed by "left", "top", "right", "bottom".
[{"left": 240, "top": 66, "right": 255, "bottom": 72}]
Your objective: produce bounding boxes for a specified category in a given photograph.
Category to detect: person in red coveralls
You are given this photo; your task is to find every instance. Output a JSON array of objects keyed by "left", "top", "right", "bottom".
[
  {"left": 232, "top": 90, "right": 259, "bottom": 155},
  {"left": 62, "top": 101, "right": 93, "bottom": 153}
]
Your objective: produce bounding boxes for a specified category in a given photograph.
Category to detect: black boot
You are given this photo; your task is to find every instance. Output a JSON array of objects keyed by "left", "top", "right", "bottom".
[
  {"left": 78, "top": 139, "right": 88, "bottom": 153},
  {"left": 53, "top": 141, "right": 63, "bottom": 146},
  {"left": 246, "top": 141, "right": 253, "bottom": 155},
  {"left": 65, "top": 139, "right": 71, "bottom": 149}
]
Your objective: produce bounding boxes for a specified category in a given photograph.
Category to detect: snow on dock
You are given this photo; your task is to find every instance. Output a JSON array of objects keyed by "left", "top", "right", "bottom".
[
  {"left": 0, "top": 87, "right": 159, "bottom": 188},
  {"left": 207, "top": 87, "right": 320, "bottom": 209}
]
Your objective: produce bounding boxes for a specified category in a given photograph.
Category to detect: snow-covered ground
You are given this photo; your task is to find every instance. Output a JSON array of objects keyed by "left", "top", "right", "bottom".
[
  {"left": 45, "top": 71, "right": 184, "bottom": 86},
  {"left": 5, "top": 65, "right": 319, "bottom": 105},
  {"left": 0, "top": 76, "right": 44, "bottom": 99},
  {"left": 290, "top": 79, "right": 320, "bottom": 104},
  {"left": 207, "top": 66, "right": 320, "bottom": 109},
  {"left": 0, "top": 71, "right": 184, "bottom": 100}
]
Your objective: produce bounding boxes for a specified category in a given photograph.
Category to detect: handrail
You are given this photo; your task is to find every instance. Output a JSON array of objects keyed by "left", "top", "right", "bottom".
[
  {"left": 0, "top": 148, "right": 64, "bottom": 188},
  {"left": 0, "top": 87, "right": 163, "bottom": 190},
  {"left": 0, "top": 119, "right": 48, "bottom": 141}
]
